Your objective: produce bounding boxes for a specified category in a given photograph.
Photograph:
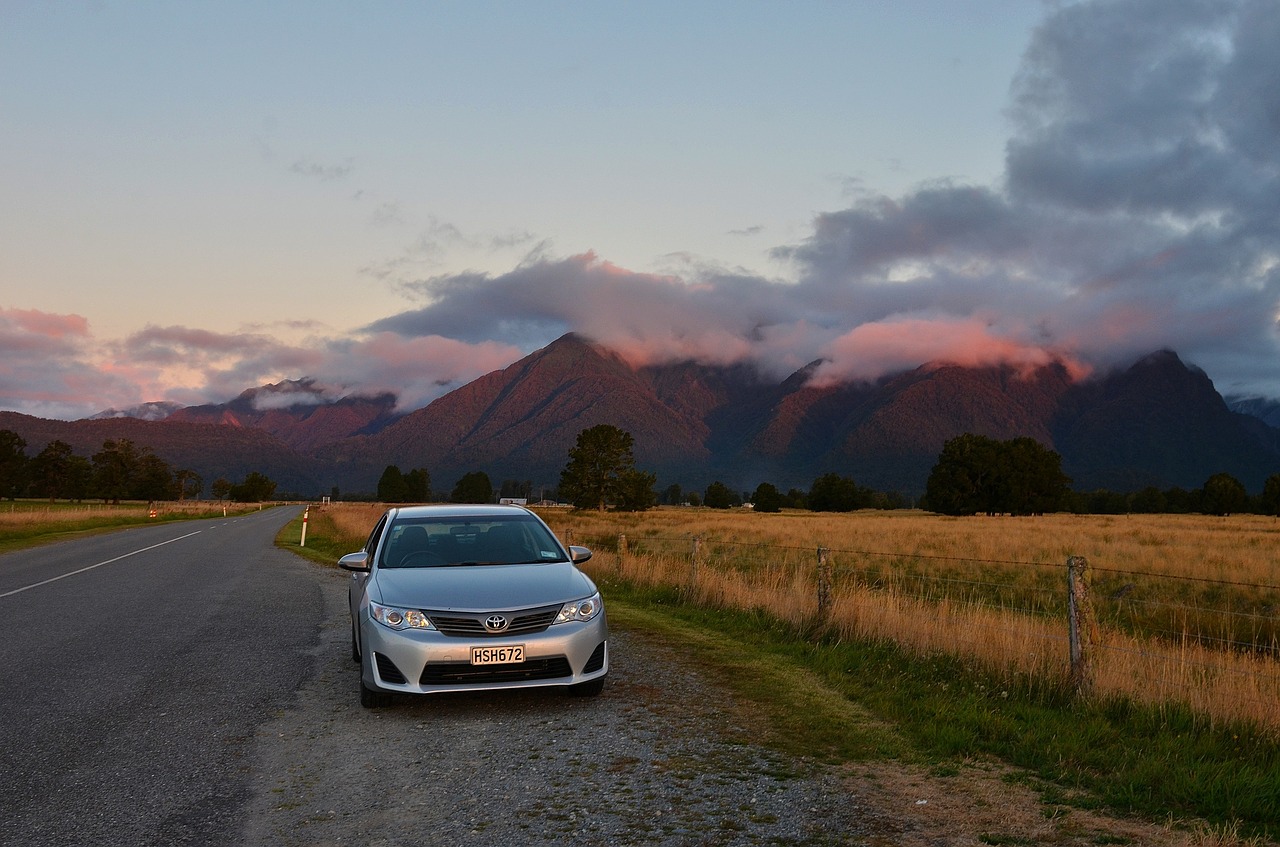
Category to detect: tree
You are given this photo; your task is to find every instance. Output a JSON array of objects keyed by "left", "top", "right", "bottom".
[
  {"left": 91, "top": 439, "right": 141, "bottom": 504},
  {"left": 615, "top": 469, "right": 657, "bottom": 512},
  {"left": 558, "top": 424, "right": 638, "bottom": 511},
  {"left": 1129, "top": 486, "right": 1167, "bottom": 514},
  {"left": 30, "top": 441, "right": 90, "bottom": 502},
  {"left": 1201, "top": 472, "right": 1247, "bottom": 516},
  {"left": 661, "top": 483, "right": 683, "bottom": 506},
  {"left": 377, "top": 465, "right": 411, "bottom": 503},
  {"left": 808, "top": 473, "right": 860, "bottom": 512},
  {"left": 924, "top": 434, "right": 1069, "bottom": 516},
  {"left": 785, "top": 488, "right": 808, "bottom": 509},
  {"left": 1001, "top": 437, "right": 1071, "bottom": 516},
  {"left": 0, "top": 430, "right": 30, "bottom": 500},
  {"left": 751, "top": 482, "right": 783, "bottom": 513},
  {"left": 174, "top": 469, "right": 202, "bottom": 501},
  {"left": 451, "top": 471, "right": 493, "bottom": 504},
  {"left": 133, "top": 451, "right": 176, "bottom": 501},
  {"left": 498, "top": 478, "right": 533, "bottom": 501},
  {"left": 703, "top": 481, "right": 735, "bottom": 509},
  {"left": 1261, "top": 474, "right": 1280, "bottom": 518},
  {"left": 230, "top": 471, "right": 277, "bottom": 502},
  {"left": 404, "top": 468, "right": 431, "bottom": 502},
  {"left": 211, "top": 478, "right": 233, "bottom": 502}
]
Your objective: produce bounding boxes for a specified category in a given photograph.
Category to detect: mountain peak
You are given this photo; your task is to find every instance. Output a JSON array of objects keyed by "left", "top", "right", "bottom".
[
  {"left": 11, "top": 340, "right": 1275, "bottom": 498},
  {"left": 88, "top": 401, "right": 183, "bottom": 421}
]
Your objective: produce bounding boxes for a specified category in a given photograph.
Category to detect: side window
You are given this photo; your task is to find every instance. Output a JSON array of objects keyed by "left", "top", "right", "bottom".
[{"left": 364, "top": 515, "right": 388, "bottom": 555}]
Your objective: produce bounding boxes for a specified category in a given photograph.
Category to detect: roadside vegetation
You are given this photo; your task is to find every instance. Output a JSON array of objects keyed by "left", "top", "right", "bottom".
[
  {"left": 279, "top": 502, "right": 1280, "bottom": 843},
  {"left": 0, "top": 499, "right": 267, "bottom": 554},
  {"left": 0, "top": 429, "right": 279, "bottom": 505}
]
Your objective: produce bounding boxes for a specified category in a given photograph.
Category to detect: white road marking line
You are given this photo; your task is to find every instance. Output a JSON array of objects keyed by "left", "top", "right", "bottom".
[{"left": 0, "top": 531, "right": 203, "bottom": 599}]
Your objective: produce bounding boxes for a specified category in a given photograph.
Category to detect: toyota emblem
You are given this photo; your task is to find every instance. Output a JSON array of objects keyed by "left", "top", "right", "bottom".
[{"left": 485, "top": 614, "right": 509, "bottom": 631}]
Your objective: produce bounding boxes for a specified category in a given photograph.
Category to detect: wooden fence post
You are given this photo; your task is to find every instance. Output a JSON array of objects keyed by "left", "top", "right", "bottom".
[
  {"left": 691, "top": 536, "right": 702, "bottom": 583},
  {"left": 817, "top": 547, "right": 832, "bottom": 618},
  {"left": 618, "top": 533, "right": 628, "bottom": 557},
  {"left": 1068, "top": 555, "right": 1098, "bottom": 695}
]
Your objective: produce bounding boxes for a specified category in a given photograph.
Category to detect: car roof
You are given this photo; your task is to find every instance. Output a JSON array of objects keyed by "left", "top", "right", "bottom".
[{"left": 387, "top": 504, "right": 534, "bottom": 520}]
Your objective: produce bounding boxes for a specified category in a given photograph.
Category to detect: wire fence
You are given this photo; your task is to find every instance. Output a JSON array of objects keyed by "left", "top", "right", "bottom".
[{"left": 568, "top": 530, "right": 1280, "bottom": 734}]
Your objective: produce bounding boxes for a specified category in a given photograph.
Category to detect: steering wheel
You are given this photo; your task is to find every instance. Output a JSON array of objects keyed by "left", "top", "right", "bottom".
[{"left": 398, "top": 550, "right": 446, "bottom": 567}]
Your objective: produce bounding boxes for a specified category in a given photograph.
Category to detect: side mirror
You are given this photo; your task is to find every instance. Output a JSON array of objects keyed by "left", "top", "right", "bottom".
[
  {"left": 338, "top": 551, "right": 370, "bottom": 572},
  {"left": 569, "top": 545, "right": 593, "bottom": 564}
]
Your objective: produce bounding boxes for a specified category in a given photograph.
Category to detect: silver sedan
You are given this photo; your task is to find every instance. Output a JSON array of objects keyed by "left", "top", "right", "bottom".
[{"left": 339, "top": 504, "right": 608, "bottom": 708}]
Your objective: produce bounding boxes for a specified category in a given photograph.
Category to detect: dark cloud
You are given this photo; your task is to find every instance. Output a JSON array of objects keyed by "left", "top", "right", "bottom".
[
  {"left": 357, "top": 0, "right": 1279, "bottom": 397},
  {"left": 368, "top": 253, "right": 807, "bottom": 371}
]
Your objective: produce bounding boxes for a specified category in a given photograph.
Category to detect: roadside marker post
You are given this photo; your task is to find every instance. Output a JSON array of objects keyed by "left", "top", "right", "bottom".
[{"left": 300, "top": 506, "right": 309, "bottom": 547}]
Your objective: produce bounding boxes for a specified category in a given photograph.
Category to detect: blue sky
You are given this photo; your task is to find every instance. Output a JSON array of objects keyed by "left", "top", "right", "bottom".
[{"left": 3, "top": 1, "right": 1279, "bottom": 419}]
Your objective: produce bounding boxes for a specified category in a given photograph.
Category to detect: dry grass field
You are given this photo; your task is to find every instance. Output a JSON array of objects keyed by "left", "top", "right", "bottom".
[
  {"left": 308, "top": 503, "right": 1280, "bottom": 733},
  {"left": 0, "top": 499, "right": 247, "bottom": 527},
  {"left": 0, "top": 500, "right": 265, "bottom": 551}
]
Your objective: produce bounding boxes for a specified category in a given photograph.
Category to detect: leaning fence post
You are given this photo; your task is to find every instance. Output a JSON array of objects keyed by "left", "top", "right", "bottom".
[
  {"left": 1068, "top": 555, "right": 1098, "bottom": 695},
  {"left": 817, "top": 547, "right": 832, "bottom": 618},
  {"left": 691, "top": 536, "right": 702, "bottom": 583}
]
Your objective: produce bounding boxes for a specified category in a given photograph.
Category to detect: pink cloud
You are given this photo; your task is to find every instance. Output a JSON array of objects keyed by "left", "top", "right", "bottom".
[
  {"left": 2, "top": 308, "right": 90, "bottom": 338},
  {"left": 812, "top": 317, "right": 1091, "bottom": 386},
  {"left": 0, "top": 308, "right": 92, "bottom": 356},
  {"left": 328, "top": 333, "right": 522, "bottom": 410}
]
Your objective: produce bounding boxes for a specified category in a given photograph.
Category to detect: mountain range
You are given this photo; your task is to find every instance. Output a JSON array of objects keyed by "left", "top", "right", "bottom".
[{"left": 3, "top": 333, "right": 1278, "bottom": 497}]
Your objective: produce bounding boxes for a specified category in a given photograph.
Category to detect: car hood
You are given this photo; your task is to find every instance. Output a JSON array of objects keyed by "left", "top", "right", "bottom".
[{"left": 371, "top": 562, "right": 597, "bottom": 611}]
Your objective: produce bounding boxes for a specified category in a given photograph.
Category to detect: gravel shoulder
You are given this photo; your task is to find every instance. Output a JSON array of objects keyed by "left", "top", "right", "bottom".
[{"left": 237, "top": 568, "right": 1229, "bottom": 847}]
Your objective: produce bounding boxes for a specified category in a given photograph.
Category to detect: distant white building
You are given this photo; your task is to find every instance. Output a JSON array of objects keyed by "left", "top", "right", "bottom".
[{"left": 499, "top": 498, "right": 528, "bottom": 506}]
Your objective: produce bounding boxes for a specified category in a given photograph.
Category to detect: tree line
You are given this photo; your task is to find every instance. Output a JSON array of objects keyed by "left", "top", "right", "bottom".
[
  {"left": 0, "top": 430, "right": 278, "bottom": 503},
  {"left": 414, "top": 425, "right": 1280, "bottom": 517},
  {"left": 8, "top": 423, "right": 1277, "bottom": 516}
]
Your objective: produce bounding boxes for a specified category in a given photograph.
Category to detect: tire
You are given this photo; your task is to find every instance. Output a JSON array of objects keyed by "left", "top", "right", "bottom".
[
  {"left": 567, "top": 676, "right": 606, "bottom": 697},
  {"left": 360, "top": 681, "right": 393, "bottom": 709}
]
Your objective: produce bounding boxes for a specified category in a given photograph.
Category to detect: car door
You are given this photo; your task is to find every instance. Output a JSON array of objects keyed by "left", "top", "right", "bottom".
[{"left": 348, "top": 512, "right": 388, "bottom": 637}]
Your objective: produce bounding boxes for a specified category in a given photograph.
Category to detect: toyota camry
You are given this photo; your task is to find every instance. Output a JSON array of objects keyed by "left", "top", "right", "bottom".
[{"left": 339, "top": 504, "right": 608, "bottom": 708}]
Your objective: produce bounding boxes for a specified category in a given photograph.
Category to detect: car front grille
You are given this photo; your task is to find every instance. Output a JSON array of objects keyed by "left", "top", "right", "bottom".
[
  {"left": 427, "top": 604, "right": 562, "bottom": 637},
  {"left": 420, "top": 656, "right": 572, "bottom": 685}
]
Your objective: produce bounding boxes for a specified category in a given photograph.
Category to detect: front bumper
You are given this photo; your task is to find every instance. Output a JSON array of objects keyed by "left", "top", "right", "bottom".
[{"left": 359, "top": 608, "right": 609, "bottom": 695}]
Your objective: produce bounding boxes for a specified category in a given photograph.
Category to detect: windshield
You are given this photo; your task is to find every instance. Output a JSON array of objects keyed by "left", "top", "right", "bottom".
[{"left": 378, "top": 514, "right": 569, "bottom": 568}]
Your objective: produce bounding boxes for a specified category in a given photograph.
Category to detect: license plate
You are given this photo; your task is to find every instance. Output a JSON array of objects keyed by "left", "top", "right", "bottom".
[{"left": 471, "top": 645, "right": 525, "bottom": 665}]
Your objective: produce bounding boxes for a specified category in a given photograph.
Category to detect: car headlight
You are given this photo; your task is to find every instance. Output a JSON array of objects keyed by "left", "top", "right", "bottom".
[
  {"left": 370, "top": 602, "right": 435, "bottom": 631},
  {"left": 556, "top": 592, "right": 603, "bottom": 624}
]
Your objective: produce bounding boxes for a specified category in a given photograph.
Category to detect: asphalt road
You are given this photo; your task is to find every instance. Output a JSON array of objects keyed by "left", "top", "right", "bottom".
[{"left": 0, "top": 506, "right": 317, "bottom": 847}]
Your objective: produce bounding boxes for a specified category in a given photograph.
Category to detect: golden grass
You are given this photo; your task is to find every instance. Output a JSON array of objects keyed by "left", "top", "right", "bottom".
[
  {"left": 308, "top": 503, "right": 1280, "bottom": 732},
  {"left": 306, "top": 502, "right": 390, "bottom": 552},
  {"left": 539, "top": 508, "right": 1280, "bottom": 582},
  {"left": 0, "top": 499, "right": 251, "bottom": 528}
]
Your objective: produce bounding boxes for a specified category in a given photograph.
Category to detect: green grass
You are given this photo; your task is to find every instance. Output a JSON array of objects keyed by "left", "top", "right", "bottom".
[
  {"left": 593, "top": 576, "right": 1280, "bottom": 841},
  {"left": 275, "top": 512, "right": 353, "bottom": 566}
]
